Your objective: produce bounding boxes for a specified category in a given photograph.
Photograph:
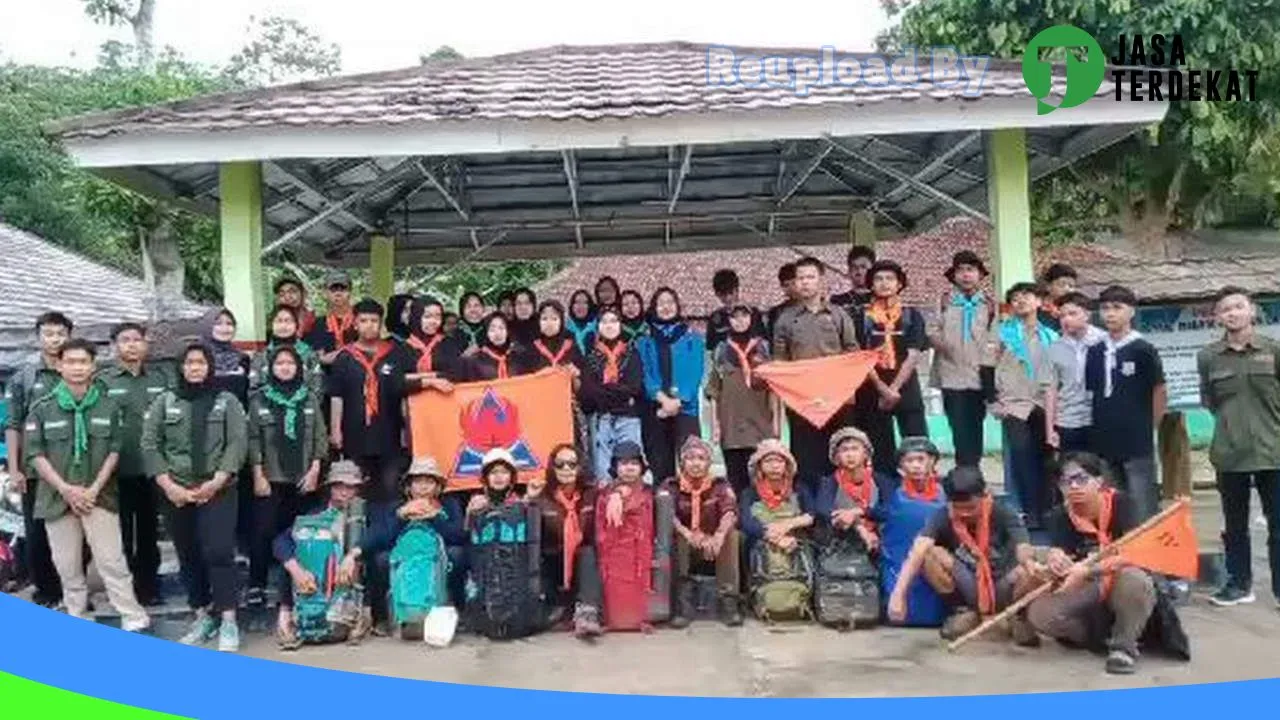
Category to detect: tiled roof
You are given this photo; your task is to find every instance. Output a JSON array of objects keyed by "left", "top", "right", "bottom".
[{"left": 51, "top": 42, "right": 1073, "bottom": 139}]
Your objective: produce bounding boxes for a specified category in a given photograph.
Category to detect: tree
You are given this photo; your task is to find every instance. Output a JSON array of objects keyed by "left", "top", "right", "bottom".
[
  {"left": 420, "top": 45, "right": 463, "bottom": 64},
  {"left": 224, "top": 15, "right": 343, "bottom": 88},
  {"left": 81, "top": 0, "right": 157, "bottom": 71},
  {"left": 880, "top": 0, "right": 1280, "bottom": 246}
]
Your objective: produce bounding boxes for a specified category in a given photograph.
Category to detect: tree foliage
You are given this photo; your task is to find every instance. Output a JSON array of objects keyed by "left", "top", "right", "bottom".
[
  {"left": 880, "top": 0, "right": 1280, "bottom": 242},
  {"left": 224, "top": 15, "right": 343, "bottom": 88},
  {"left": 420, "top": 45, "right": 463, "bottom": 64}
]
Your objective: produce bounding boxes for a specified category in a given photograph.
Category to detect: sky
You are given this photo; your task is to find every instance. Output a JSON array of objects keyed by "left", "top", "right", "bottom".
[{"left": 0, "top": 0, "right": 891, "bottom": 74}]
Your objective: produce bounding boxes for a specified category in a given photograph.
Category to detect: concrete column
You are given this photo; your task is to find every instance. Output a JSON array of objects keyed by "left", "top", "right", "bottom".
[
  {"left": 369, "top": 233, "right": 395, "bottom": 309},
  {"left": 852, "top": 210, "right": 876, "bottom": 248},
  {"left": 218, "top": 162, "right": 265, "bottom": 344},
  {"left": 985, "top": 128, "right": 1034, "bottom": 295}
]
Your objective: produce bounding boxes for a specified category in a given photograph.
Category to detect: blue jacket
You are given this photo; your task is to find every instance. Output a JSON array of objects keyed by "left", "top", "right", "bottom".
[
  {"left": 738, "top": 483, "right": 815, "bottom": 545},
  {"left": 635, "top": 328, "right": 706, "bottom": 417},
  {"left": 812, "top": 471, "right": 896, "bottom": 529},
  {"left": 362, "top": 495, "right": 468, "bottom": 556}
]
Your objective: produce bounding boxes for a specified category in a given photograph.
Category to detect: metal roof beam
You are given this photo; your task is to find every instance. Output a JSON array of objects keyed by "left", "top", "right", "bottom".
[
  {"left": 263, "top": 158, "right": 417, "bottom": 256},
  {"left": 812, "top": 162, "right": 908, "bottom": 232},
  {"left": 878, "top": 132, "right": 980, "bottom": 205},
  {"left": 823, "top": 136, "right": 990, "bottom": 224},
  {"left": 267, "top": 160, "right": 379, "bottom": 234},
  {"left": 777, "top": 144, "right": 833, "bottom": 208},
  {"left": 561, "top": 149, "right": 584, "bottom": 249},
  {"left": 667, "top": 145, "right": 694, "bottom": 214}
]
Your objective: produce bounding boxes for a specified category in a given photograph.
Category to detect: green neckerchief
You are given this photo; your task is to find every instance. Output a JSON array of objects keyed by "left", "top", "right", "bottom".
[
  {"left": 267, "top": 339, "right": 314, "bottom": 362},
  {"left": 263, "top": 382, "right": 309, "bottom": 440},
  {"left": 52, "top": 381, "right": 102, "bottom": 463}
]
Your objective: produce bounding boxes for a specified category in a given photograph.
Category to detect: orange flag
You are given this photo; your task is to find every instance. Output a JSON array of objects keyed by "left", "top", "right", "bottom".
[
  {"left": 1111, "top": 500, "right": 1199, "bottom": 580},
  {"left": 754, "top": 351, "right": 881, "bottom": 429},
  {"left": 406, "top": 367, "right": 574, "bottom": 492}
]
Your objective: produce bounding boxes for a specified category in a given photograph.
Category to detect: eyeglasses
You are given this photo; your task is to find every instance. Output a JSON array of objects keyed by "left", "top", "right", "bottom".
[
  {"left": 554, "top": 460, "right": 578, "bottom": 470},
  {"left": 1059, "top": 470, "right": 1093, "bottom": 488}
]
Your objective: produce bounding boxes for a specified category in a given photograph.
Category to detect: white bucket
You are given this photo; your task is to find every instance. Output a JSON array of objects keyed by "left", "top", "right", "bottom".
[{"left": 423, "top": 606, "right": 458, "bottom": 648}]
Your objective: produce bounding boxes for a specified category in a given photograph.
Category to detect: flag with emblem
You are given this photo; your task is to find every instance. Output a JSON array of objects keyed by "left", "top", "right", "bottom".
[
  {"left": 754, "top": 351, "right": 881, "bottom": 428},
  {"left": 1110, "top": 499, "right": 1199, "bottom": 579}
]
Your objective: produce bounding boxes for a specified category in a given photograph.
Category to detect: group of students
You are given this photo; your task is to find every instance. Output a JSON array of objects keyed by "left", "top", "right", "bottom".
[{"left": 6, "top": 250, "right": 1280, "bottom": 677}]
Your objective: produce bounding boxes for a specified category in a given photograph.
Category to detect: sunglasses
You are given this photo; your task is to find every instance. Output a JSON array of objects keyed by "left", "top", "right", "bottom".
[{"left": 553, "top": 459, "right": 579, "bottom": 470}]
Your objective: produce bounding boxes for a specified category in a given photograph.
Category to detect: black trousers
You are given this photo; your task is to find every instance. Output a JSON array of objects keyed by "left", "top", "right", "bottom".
[
  {"left": 168, "top": 487, "right": 239, "bottom": 613},
  {"left": 856, "top": 386, "right": 928, "bottom": 476},
  {"left": 722, "top": 447, "right": 754, "bottom": 498},
  {"left": 1218, "top": 471, "right": 1280, "bottom": 598},
  {"left": 542, "top": 545, "right": 604, "bottom": 610},
  {"left": 942, "top": 389, "right": 987, "bottom": 467},
  {"left": 788, "top": 404, "right": 858, "bottom": 492},
  {"left": 1003, "top": 409, "right": 1051, "bottom": 530},
  {"left": 354, "top": 454, "right": 407, "bottom": 505},
  {"left": 1056, "top": 426, "right": 1092, "bottom": 453},
  {"left": 250, "top": 483, "right": 318, "bottom": 591},
  {"left": 643, "top": 412, "right": 701, "bottom": 483},
  {"left": 20, "top": 480, "right": 60, "bottom": 603},
  {"left": 117, "top": 474, "right": 161, "bottom": 602}
]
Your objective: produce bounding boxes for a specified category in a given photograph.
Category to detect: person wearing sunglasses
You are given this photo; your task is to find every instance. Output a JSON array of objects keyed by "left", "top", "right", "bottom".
[{"left": 528, "top": 444, "right": 602, "bottom": 639}]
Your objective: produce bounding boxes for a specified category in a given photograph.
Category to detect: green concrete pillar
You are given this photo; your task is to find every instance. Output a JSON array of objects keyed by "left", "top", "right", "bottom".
[
  {"left": 369, "top": 233, "right": 395, "bottom": 309},
  {"left": 851, "top": 210, "right": 876, "bottom": 248},
  {"left": 218, "top": 162, "right": 265, "bottom": 344},
  {"left": 985, "top": 128, "right": 1034, "bottom": 295}
]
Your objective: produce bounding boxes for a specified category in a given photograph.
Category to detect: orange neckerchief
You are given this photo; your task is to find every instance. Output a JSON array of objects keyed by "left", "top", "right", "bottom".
[
  {"left": 678, "top": 473, "right": 713, "bottom": 533},
  {"left": 298, "top": 308, "right": 317, "bottom": 337},
  {"left": 595, "top": 340, "right": 627, "bottom": 384},
  {"left": 1067, "top": 488, "right": 1116, "bottom": 599},
  {"left": 1043, "top": 302, "right": 1061, "bottom": 319},
  {"left": 408, "top": 333, "right": 444, "bottom": 374},
  {"left": 902, "top": 473, "right": 941, "bottom": 502},
  {"left": 534, "top": 339, "right": 572, "bottom": 367},
  {"left": 835, "top": 466, "right": 876, "bottom": 534},
  {"left": 865, "top": 298, "right": 903, "bottom": 370},
  {"left": 343, "top": 341, "right": 395, "bottom": 424},
  {"left": 754, "top": 474, "right": 792, "bottom": 511},
  {"left": 481, "top": 347, "right": 511, "bottom": 379},
  {"left": 326, "top": 310, "right": 354, "bottom": 342},
  {"left": 949, "top": 495, "right": 996, "bottom": 615},
  {"left": 554, "top": 485, "right": 583, "bottom": 590},
  {"left": 727, "top": 337, "right": 761, "bottom": 388}
]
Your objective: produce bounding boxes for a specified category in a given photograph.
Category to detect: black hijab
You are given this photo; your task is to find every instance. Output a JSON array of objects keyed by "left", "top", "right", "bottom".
[
  {"left": 386, "top": 294, "right": 415, "bottom": 341},
  {"left": 530, "top": 300, "right": 575, "bottom": 368},
  {"left": 268, "top": 305, "right": 301, "bottom": 346},
  {"left": 482, "top": 461, "right": 518, "bottom": 505},
  {"left": 202, "top": 308, "right": 245, "bottom": 376},
  {"left": 619, "top": 289, "right": 647, "bottom": 341},
  {"left": 594, "top": 276, "right": 621, "bottom": 310},
  {"left": 410, "top": 296, "right": 446, "bottom": 341},
  {"left": 647, "top": 287, "right": 688, "bottom": 392},
  {"left": 265, "top": 345, "right": 307, "bottom": 481},
  {"left": 479, "top": 312, "right": 513, "bottom": 355},
  {"left": 457, "top": 292, "right": 486, "bottom": 348},
  {"left": 510, "top": 288, "right": 539, "bottom": 345},
  {"left": 177, "top": 344, "right": 218, "bottom": 479}
]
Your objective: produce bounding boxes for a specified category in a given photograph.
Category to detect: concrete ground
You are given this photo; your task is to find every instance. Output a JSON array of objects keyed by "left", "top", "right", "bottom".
[{"left": 34, "top": 452, "right": 1280, "bottom": 697}]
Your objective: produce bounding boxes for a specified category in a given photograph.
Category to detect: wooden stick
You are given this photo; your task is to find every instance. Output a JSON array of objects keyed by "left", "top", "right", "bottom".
[{"left": 946, "top": 499, "right": 1189, "bottom": 652}]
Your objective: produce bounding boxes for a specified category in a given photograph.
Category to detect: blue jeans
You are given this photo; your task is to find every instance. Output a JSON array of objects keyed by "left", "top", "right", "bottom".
[{"left": 591, "top": 414, "right": 643, "bottom": 485}]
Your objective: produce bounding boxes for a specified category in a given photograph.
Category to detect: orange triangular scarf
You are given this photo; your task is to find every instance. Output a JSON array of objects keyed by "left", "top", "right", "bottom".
[
  {"left": 902, "top": 473, "right": 941, "bottom": 502},
  {"left": 727, "top": 337, "right": 761, "bottom": 388},
  {"left": 754, "top": 474, "right": 791, "bottom": 512},
  {"left": 949, "top": 494, "right": 996, "bottom": 615},
  {"left": 535, "top": 339, "right": 572, "bottom": 367},
  {"left": 344, "top": 341, "right": 395, "bottom": 424},
  {"left": 755, "top": 351, "right": 880, "bottom": 428},
  {"left": 408, "top": 334, "right": 444, "bottom": 374},
  {"left": 835, "top": 466, "right": 876, "bottom": 535},
  {"left": 1067, "top": 488, "right": 1116, "bottom": 598},
  {"left": 555, "top": 486, "right": 582, "bottom": 590},
  {"left": 595, "top": 340, "right": 627, "bottom": 384},
  {"left": 865, "top": 298, "right": 903, "bottom": 370},
  {"left": 481, "top": 347, "right": 511, "bottom": 379},
  {"left": 326, "top": 311, "right": 354, "bottom": 342},
  {"left": 1113, "top": 500, "right": 1199, "bottom": 580},
  {"left": 678, "top": 473, "right": 712, "bottom": 534}
]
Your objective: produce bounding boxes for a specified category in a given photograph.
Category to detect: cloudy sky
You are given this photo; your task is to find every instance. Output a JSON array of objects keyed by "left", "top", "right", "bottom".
[{"left": 0, "top": 0, "right": 890, "bottom": 73}]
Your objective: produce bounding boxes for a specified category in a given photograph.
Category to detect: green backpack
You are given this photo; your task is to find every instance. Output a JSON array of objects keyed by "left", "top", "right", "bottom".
[
  {"left": 749, "top": 497, "right": 815, "bottom": 622},
  {"left": 390, "top": 519, "right": 451, "bottom": 626},
  {"left": 292, "top": 508, "right": 363, "bottom": 643}
]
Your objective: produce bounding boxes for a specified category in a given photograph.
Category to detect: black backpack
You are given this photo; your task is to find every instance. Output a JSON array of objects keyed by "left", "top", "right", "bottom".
[
  {"left": 466, "top": 502, "right": 543, "bottom": 640},
  {"left": 813, "top": 529, "right": 881, "bottom": 630}
]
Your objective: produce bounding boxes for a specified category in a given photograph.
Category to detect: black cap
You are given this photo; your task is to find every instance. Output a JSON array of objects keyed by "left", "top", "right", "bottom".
[
  {"left": 867, "top": 259, "right": 908, "bottom": 290},
  {"left": 896, "top": 436, "right": 940, "bottom": 461},
  {"left": 610, "top": 441, "right": 646, "bottom": 474},
  {"left": 943, "top": 466, "right": 986, "bottom": 501},
  {"left": 945, "top": 250, "right": 989, "bottom": 281}
]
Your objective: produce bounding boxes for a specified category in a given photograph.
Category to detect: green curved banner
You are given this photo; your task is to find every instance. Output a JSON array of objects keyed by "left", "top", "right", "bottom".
[{"left": 0, "top": 671, "right": 189, "bottom": 719}]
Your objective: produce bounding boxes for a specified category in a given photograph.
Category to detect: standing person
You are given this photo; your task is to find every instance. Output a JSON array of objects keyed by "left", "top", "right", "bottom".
[
  {"left": 1038, "top": 264, "right": 1079, "bottom": 333},
  {"left": 1197, "top": 287, "right": 1280, "bottom": 607},
  {"left": 928, "top": 251, "right": 997, "bottom": 469},
  {"left": 565, "top": 289, "right": 599, "bottom": 354},
  {"left": 142, "top": 344, "right": 249, "bottom": 652},
  {"left": 706, "top": 305, "right": 779, "bottom": 497},
  {"left": 386, "top": 294, "right": 417, "bottom": 344},
  {"left": 461, "top": 313, "right": 530, "bottom": 381},
  {"left": 1085, "top": 285, "right": 1166, "bottom": 521},
  {"left": 24, "top": 339, "right": 150, "bottom": 632},
  {"left": 274, "top": 276, "right": 317, "bottom": 339},
  {"left": 595, "top": 276, "right": 621, "bottom": 311},
  {"left": 766, "top": 263, "right": 799, "bottom": 334},
  {"left": 855, "top": 260, "right": 928, "bottom": 474},
  {"left": 306, "top": 271, "right": 357, "bottom": 367},
  {"left": 203, "top": 308, "right": 251, "bottom": 406},
  {"left": 528, "top": 300, "right": 588, "bottom": 455},
  {"left": 706, "top": 270, "right": 765, "bottom": 351},
  {"left": 249, "top": 305, "right": 322, "bottom": 393},
  {"left": 830, "top": 246, "right": 877, "bottom": 314},
  {"left": 984, "top": 282, "right": 1058, "bottom": 530},
  {"left": 246, "top": 346, "right": 328, "bottom": 611},
  {"left": 580, "top": 308, "right": 645, "bottom": 483},
  {"left": 403, "top": 296, "right": 463, "bottom": 387},
  {"left": 662, "top": 436, "right": 742, "bottom": 627},
  {"left": 454, "top": 292, "right": 488, "bottom": 352},
  {"left": 442, "top": 312, "right": 460, "bottom": 338},
  {"left": 1045, "top": 293, "right": 1106, "bottom": 454},
  {"left": 496, "top": 291, "right": 517, "bottom": 321},
  {"left": 99, "top": 322, "right": 172, "bottom": 606},
  {"left": 619, "top": 290, "right": 649, "bottom": 345},
  {"left": 5, "top": 310, "right": 72, "bottom": 607},
  {"left": 772, "top": 256, "right": 862, "bottom": 488},
  {"left": 328, "top": 299, "right": 409, "bottom": 506},
  {"left": 510, "top": 288, "right": 540, "bottom": 347},
  {"left": 636, "top": 287, "right": 706, "bottom": 484},
  {"left": 528, "top": 443, "right": 603, "bottom": 638}
]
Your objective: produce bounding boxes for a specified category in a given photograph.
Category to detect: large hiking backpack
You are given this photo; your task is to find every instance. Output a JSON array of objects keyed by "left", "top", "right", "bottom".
[
  {"left": 466, "top": 502, "right": 543, "bottom": 640},
  {"left": 748, "top": 496, "right": 814, "bottom": 622},
  {"left": 291, "top": 509, "right": 362, "bottom": 643},
  {"left": 596, "top": 485, "right": 658, "bottom": 631},
  {"left": 648, "top": 487, "right": 675, "bottom": 623},
  {"left": 813, "top": 531, "right": 880, "bottom": 629},
  {"left": 390, "top": 520, "right": 451, "bottom": 627}
]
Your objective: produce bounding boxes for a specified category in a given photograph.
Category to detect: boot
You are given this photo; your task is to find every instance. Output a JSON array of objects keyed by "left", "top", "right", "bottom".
[
  {"left": 718, "top": 593, "right": 743, "bottom": 627},
  {"left": 669, "top": 582, "right": 694, "bottom": 629},
  {"left": 573, "top": 603, "right": 602, "bottom": 639}
]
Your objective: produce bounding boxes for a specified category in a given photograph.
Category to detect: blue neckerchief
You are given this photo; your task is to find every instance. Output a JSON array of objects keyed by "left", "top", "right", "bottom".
[
  {"left": 565, "top": 316, "right": 597, "bottom": 352},
  {"left": 999, "top": 317, "right": 1059, "bottom": 377},
  {"left": 951, "top": 291, "right": 984, "bottom": 344}
]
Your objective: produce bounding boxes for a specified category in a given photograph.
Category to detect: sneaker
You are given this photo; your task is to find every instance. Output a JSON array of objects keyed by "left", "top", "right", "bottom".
[
  {"left": 1210, "top": 586, "right": 1256, "bottom": 607},
  {"left": 121, "top": 615, "right": 152, "bottom": 633},
  {"left": 1105, "top": 649, "right": 1137, "bottom": 674},
  {"left": 940, "top": 609, "right": 981, "bottom": 641},
  {"left": 245, "top": 587, "right": 266, "bottom": 608},
  {"left": 572, "top": 603, "right": 602, "bottom": 639},
  {"left": 217, "top": 619, "right": 241, "bottom": 653},
  {"left": 179, "top": 614, "right": 219, "bottom": 646},
  {"left": 1011, "top": 614, "right": 1041, "bottom": 648}
]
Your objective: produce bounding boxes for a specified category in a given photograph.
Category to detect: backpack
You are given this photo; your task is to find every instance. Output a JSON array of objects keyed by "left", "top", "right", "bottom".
[
  {"left": 390, "top": 520, "right": 451, "bottom": 627},
  {"left": 596, "top": 484, "right": 656, "bottom": 631},
  {"left": 648, "top": 487, "right": 675, "bottom": 624},
  {"left": 813, "top": 531, "right": 880, "bottom": 629},
  {"left": 291, "top": 508, "right": 362, "bottom": 643},
  {"left": 466, "top": 502, "right": 543, "bottom": 640},
  {"left": 748, "top": 496, "right": 814, "bottom": 622}
]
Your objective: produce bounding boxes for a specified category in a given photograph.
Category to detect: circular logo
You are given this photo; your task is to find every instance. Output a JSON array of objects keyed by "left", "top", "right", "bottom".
[{"left": 1022, "top": 25, "right": 1106, "bottom": 115}]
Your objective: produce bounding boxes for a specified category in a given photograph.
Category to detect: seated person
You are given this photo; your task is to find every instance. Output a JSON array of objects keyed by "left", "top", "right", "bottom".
[
  {"left": 879, "top": 437, "right": 948, "bottom": 627},
  {"left": 739, "top": 439, "right": 816, "bottom": 621},
  {"left": 813, "top": 427, "right": 883, "bottom": 629},
  {"left": 527, "top": 443, "right": 603, "bottom": 639},
  {"left": 364, "top": 456, "right": 467, "bottom": 639},
  {"left": 1027, "top": 452, "right": 1177, "bottom": 675},
  {"left": 887, "top": 466, "right": 1042, "bottom": 644},
  {"left": 595, "top": 441, "right": 657, "bottom": 631},
  {"left": 273, "top": 460, "right": 368, "bottom": 650},
  {"left": 661, "top": 436, "right": 742, "bottom": 628},
  {"left": 465, "top": 448, "right": 523, "bottom": 525}
]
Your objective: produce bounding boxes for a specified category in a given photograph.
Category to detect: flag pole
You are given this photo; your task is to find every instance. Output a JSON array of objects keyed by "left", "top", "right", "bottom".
[{"left": 946, "top": 498, "right": 1191, "bottom": 652}]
